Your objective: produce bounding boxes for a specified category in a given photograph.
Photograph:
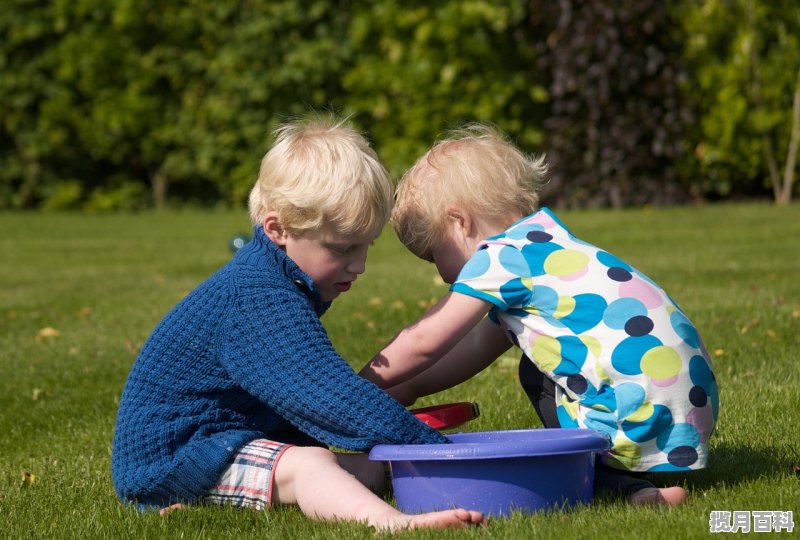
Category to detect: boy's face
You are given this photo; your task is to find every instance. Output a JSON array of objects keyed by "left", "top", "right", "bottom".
[{"left": 281, "top": 228, "right": 377, "bottom": 302}]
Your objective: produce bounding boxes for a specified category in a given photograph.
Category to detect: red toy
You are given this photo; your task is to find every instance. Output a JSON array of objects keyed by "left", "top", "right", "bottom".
[{"left": 410, "top": 402, "right": 480, "bottom": 430}]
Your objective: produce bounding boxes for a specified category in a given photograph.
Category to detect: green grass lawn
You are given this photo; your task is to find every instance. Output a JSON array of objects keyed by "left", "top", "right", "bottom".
[{"left": 1, "top": 203, "right": 798, "bottom": 539}]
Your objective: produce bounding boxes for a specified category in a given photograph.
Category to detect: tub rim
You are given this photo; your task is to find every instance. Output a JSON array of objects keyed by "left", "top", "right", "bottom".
[{"left": 369, "top": 428, "right": 610, "bottom": 462}]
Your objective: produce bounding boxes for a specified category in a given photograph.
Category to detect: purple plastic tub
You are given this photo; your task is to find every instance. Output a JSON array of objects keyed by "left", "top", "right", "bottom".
[{"left": 369, "top": 429, "right": 609, "bottom": 517}]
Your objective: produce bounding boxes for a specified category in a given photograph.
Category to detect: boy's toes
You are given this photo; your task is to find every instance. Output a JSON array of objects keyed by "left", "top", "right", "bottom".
[{"left": 159, "top": 503, "right": 185, "bottom": 516}]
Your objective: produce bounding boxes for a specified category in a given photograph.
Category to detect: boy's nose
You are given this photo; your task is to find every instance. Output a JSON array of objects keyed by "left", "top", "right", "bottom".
[
  {"left": 348, "top": 256, "right": 366, "bottom": 275},
  {"left": 347, "top": 247, "right": 369, "bottom": 274}
]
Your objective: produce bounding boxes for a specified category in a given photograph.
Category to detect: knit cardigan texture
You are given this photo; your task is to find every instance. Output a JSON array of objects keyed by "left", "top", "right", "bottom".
[{"left": 111, "top": 226, "right": 447, "bottom": 508}]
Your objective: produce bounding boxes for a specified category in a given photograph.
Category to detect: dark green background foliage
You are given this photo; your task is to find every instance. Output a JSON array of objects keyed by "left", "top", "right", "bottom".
[
  {"left": 1, "top": 0, "right": 798, "bottom": 211},
  {"left": 534, "top": 0, "right": 693, "bottom": 208}
]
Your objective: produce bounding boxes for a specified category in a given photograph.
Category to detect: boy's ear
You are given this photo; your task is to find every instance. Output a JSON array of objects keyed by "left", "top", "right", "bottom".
[{"left": 262, "top": 212, "right": 288, "bottom": 246}]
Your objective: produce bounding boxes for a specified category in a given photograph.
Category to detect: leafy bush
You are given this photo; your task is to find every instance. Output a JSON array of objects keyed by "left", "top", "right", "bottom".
[{"left": 1, "top": 0, "right": 796, "bottom": 210}]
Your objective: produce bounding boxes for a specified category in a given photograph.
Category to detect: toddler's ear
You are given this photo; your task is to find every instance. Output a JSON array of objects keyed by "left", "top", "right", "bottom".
[
  {"left": 262, "top": 212, "right": 288, "bottom": 246},
  {"left": 446, "top": 208, "right": 474, "bottom": 236}
]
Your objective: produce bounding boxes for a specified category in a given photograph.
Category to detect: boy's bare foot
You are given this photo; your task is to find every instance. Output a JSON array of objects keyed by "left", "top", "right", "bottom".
[
  {"left": 159, "top": 503, "right": 185, "bottom": 516},
  {"left": 629, "top": 486, "right": 687, "bottom": 506},
  {"left": 377, "top": 508, "right": 487, "bottom": 532}
]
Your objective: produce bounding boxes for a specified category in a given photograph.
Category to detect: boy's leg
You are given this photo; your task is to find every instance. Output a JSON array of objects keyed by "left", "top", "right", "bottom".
[
  {"left": 161, "top": 438, "right": 289, "bottom": 515},
  {"left": 334, "top": 452, "right": 387, "bottom": 495},
  {"left": 272, "top": 445, "right": 486, "bottom": 531},
  {"left": 518, "top": 356, "right": 685, "bottom": 506},
  {"left": 204, "top": 438, "right": 291, "bottom": 510}
]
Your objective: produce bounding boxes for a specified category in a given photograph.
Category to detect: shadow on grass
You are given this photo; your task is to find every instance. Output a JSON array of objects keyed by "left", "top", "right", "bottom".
[{"left": 643, "top": 440, "right": 798, "bottom": 491}]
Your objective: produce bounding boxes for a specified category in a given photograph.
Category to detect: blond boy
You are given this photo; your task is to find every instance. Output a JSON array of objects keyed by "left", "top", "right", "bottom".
[{"left": 112, "top": 116, "right": 485, "bottom": 530}]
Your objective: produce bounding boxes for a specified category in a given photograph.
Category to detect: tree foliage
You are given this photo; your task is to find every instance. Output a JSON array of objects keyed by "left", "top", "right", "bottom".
[
  {"left": 344, "top": 1, "right": 547, "bottom": 176},
  {"left": 1, "top": 0, "right": 353, "bottom": 210},
  {"left": 531, "top": 0, "right": 694, "bottom": 207},
  {"left": 680, "top": 0, "right": 800, "bottom": 204},
  {"left": 0, "top": 0, "right": 796, "bottom": 210}
]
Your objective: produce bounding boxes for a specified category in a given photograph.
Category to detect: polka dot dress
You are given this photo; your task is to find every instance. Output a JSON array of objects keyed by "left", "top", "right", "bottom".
[{"left": 451, "top": 208, "right": 718, "bottom": 472}]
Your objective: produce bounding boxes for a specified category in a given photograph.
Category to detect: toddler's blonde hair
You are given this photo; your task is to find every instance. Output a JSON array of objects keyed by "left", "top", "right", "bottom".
[
  {"left": 249, "top": 115, "right": 393, "bottom": 238},
  {"left": 393, "top": 124, "right": 548, "bottom": 261}
]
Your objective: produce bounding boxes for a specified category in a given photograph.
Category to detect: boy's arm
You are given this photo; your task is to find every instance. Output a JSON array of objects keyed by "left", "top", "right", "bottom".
[
  {"left": 222, "top": 287, "right": 449, "bottom": 450},
  {"left": 383, "top": 317, "right": 511, "bottom": 406},
  {"left": 359, "top": 291, "right": 494, "bottom": 389}
]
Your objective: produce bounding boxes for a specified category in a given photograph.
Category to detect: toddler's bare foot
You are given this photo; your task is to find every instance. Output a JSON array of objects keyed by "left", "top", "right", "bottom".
[
  {"left": 376, "top": 508, "right": 486, "bottom": 532},
  {"left": 159, "top": 503, "right": 185, "bottom": 516},
  {"left": 629, "top": 486, "right": 687, "bottom": 506}
]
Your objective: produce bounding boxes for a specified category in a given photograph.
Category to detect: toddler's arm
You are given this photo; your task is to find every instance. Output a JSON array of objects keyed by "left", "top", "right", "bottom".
[
  {"left": 359, "top": 291, "right": 497, "bottom": 390},
  {"left": 381, "top": 317, "right": 511, "bottom": 405}
]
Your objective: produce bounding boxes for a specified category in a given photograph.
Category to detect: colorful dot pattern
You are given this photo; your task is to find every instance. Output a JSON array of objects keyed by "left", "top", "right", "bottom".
[{"left": 451, "top": 208, "right": 718, "bottom": 472}]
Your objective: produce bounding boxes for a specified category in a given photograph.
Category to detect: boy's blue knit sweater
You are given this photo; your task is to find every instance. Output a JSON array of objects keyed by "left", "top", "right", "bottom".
[{"left": 111, "top": 226, "right": 447, "bottom": 508}]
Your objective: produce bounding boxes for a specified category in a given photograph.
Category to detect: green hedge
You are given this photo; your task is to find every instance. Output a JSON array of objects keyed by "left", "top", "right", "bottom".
[{"left": 1, "top": 0, "right": 797, "bottom": 210}]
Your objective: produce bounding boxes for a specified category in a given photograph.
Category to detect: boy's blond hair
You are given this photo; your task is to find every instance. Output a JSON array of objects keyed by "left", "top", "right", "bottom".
[
  {"left": 393, "top": 124, "right": 548, "bottom": 261},
  {"left": 249, "top": 116, "right": 393, "bottom": 238}
]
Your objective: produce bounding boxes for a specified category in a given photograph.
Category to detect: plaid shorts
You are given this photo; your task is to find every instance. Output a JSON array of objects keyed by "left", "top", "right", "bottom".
[{"left": 205, "top": 439, "right": 291, "bottom": 510}]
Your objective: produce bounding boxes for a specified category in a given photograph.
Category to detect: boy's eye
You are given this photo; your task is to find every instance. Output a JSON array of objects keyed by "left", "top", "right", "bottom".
[
  {"left": 328, "top": 244, "right": 352, "bottom": 255},
  {"left": 327, "top": 240, "right": 373, "bottom": 256}
]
